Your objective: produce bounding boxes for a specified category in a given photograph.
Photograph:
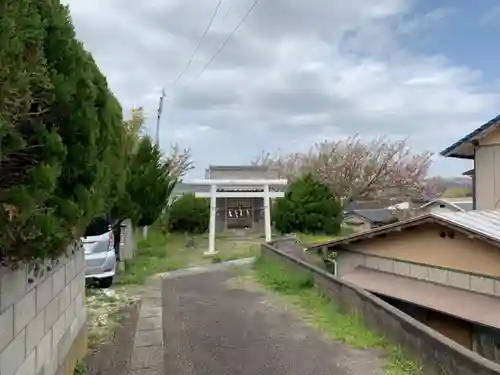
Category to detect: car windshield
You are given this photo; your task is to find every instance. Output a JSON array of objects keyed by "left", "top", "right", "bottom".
[{"left": 84, "top": 216, "right": 110, "bottom": 237}]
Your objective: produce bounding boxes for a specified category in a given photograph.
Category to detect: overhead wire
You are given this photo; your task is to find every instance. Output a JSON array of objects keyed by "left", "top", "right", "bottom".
[
  {"left": 183, "top": 0, "right": 262, "bottom": 87},
  {"left": 168, "top": 0, "right": 224, "bottom": 89}
]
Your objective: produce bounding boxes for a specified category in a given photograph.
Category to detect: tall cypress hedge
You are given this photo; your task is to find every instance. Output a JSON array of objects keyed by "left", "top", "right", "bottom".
[{"left": 0, "top": 0, "right": 127, "bottom": 263}]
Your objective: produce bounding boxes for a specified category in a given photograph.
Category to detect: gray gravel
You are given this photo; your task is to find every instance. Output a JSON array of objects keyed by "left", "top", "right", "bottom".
[{"left": 162, "top": 270, "right": 386, "bottom": 375}]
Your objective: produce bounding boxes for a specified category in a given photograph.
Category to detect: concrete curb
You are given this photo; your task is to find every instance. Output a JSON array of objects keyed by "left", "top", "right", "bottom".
[
  {"left": 129, "top": 257, "right": 255, "bottom": 374},
  {"left": 130, "top": 277, "right": 163, "bottom": 375}
]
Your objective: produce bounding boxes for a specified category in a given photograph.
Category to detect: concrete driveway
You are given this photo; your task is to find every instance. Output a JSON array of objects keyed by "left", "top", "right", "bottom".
[{"left": 162, "top": 269, "right": 385, "bottom": 375}]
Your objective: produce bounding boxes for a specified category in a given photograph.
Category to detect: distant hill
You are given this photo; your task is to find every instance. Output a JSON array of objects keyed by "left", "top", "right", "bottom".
[{"left": 427, "top": 176, "right": 472, "bottom": 195}]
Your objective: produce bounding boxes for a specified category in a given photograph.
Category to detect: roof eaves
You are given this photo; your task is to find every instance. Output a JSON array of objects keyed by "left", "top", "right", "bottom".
[
  {"left": 309, "top": 214, "right": 435, "bottom": 250},
  {"left": 310, "top": 210, "right": 500, "bottom": 251},
  {"left": 439, "top": 202, "right": 466, "bottom": 212},
  {"left": 432, "top": 210, "right": 500, "bottom": 245},
  {"left": 440, "top": 114, "right": 500, "bottom": 158}
]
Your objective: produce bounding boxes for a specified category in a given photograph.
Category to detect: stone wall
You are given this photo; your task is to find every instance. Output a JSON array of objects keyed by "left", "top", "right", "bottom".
[
  {"left": 336, "top": 251, "right": 500, "bottom": 297},
  {"left": 0, "top": 242, "right": 87, "bottom": 375},
  {"left": 262, "top": 240, "right": 500, "bottom": 375}
]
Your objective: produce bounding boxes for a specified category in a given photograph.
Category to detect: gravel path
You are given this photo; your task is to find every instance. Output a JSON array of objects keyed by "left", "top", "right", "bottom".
[{"left": 162, "top": 269, "right": 386, "bottom": 375}]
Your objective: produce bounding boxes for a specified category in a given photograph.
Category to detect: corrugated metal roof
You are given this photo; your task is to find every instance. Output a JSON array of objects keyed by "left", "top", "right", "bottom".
[
  {"left": 348, "top": 209, "right": 397, "bottom": 223},
  {"left": 440, "top": 114, "right": 500, "bottom": 159},
  {"left": 310, "top": 209, "right": 500, "bottom": 250},
  {"left": 433, "top": 210, "right": 500, "bottom": 242}
]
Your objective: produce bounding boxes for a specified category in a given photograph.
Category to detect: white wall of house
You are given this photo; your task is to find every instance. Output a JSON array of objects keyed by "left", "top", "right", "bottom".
[
  {"left": 0, "top": 242, "right": 86, "bottom": 375},
  {"left": 475, "top": 127, "right": 500, "bottom": 210},
  {"left": 475, "top": 146, "right": 500, "bottom": 210}
]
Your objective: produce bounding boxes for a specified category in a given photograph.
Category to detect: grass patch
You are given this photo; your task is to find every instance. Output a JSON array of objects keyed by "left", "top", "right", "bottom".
[
  {"left": 116, "top": 230, "right": 190, "bottom": 285},
  {"left": 253, "top": 254, "right": 423, "bottom": 375},
  {"left": 117, "top": 227, "right": 262, "bottom": 285},
  {"left": 85, "top": 287, "right": 138, "bottom": 349},
  {"left": 296, "top": 227, "right": 354, "bottom": 247},
  {"left": 215, "top": 242, "right": 260, "bottom": 262}
]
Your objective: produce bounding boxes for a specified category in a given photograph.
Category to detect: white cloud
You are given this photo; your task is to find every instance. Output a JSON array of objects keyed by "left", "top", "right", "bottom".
[
  {"left": 63, "top": 0, "right": 497, "bottom": 177},
  {"left": 479, "top": 5, "right": 500, "bottom": 26}
]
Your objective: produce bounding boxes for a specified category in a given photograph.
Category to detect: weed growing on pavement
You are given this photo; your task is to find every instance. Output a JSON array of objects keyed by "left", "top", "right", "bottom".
[
  {"left": 253, "top": 254, "right": 423, "bottom": 375},
  {"left": 73, "top": 360, "right": 87, "bottom": 375},
  {"left": 211, "top": 255, "right": 222, "bottom": 263},
  {"left": 85, "top": 287, "right": 138, "bottom": 348}
]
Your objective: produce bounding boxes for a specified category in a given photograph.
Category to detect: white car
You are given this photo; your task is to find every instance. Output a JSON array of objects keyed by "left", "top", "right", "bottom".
[{"left": 83, "top": 216, "right": 117, "bottom": 288}]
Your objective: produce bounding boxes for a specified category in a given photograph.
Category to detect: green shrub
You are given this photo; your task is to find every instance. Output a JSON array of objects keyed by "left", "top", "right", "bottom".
[
  {"left": 272, "top": 174, "right": 342, "bottom": 235},
  {"left": 168, "top": 193, "right": 209, "bottom": 234},
  {"left": 0, "top": 0, "right": 126, "bottom": 263}
]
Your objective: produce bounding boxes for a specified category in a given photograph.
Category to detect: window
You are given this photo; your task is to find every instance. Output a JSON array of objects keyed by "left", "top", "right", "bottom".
[
  {"left": 84, "top": 216, "right": 110, "bottom": 237},
  {"left": 324, "top": 255, "right": 337, "bottom": 276}
]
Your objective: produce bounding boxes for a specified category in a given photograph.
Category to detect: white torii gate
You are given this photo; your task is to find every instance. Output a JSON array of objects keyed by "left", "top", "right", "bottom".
[{"left": 192, "top": 179, "right": 288, "bottom": 255}]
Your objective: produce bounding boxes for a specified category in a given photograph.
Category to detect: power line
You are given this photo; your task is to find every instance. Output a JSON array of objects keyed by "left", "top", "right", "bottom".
[
  {"left": 155, "top": 2, "right": 222, "bottom": 149},
  {"left": 186, "top": 0, "right": 262, "bottom": 85},
  {"left": 169, "top": 0, "right": 224, "bottom": 88}
]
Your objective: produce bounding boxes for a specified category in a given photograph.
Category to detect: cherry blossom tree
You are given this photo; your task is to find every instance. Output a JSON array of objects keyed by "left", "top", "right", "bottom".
[
  {"left": 167, "top": 143, "right": 194, "bottom": 179},
  {"left": 252, "top": 135, "right": 434, "bottom": 205}
]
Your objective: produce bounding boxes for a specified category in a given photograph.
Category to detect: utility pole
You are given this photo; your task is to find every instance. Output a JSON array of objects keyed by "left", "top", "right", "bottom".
[
  {"left": 144, "top": 88, "right": 166, "bottom": 239},
  {"left": 155, "top": 88, "right": 166, "bottom": 147}
]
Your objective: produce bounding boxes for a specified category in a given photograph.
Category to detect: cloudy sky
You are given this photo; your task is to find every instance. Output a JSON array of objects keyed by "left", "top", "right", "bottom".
[{"left": 63, "top": 0, "right": 500, "bottom": 178}]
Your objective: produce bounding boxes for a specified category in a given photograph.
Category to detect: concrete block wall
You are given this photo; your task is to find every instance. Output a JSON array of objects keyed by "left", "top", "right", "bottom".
[
  {"left": 0, "top": 242, "right": 87, "bottom": 375},
  {"left": 121, "top": 219, "right": 137, "bottom": 261},
  {"left": 337, "top": 252, "right": 500, "bottom": 298}
]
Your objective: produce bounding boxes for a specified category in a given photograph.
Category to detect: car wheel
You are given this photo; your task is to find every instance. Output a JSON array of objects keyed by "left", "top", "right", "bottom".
[{"left": 99, "top": 276, "right": 113, "bottom": 288}]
